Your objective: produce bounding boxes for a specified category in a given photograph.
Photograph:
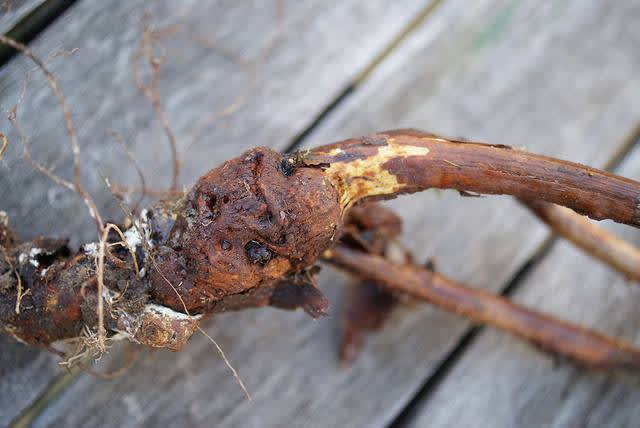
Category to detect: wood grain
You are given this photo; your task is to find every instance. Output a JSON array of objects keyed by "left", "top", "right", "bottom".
[
  {"left": 23, "top": 1, "right": 640, "bottom": 427},
  {"left": 0, "top": 0, "right": 431, "bottom": 425},
  {"left": 0, "top": 2, "right": 67, "bottom": 423},
  {"left": 0, "top": 0, "right": 43, "bottom": 33},
  {"left": 405, "top": 144, "right": 640, "bottom": 428}
]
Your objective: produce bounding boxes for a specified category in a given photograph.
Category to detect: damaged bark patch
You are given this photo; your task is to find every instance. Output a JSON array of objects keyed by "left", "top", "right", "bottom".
[
  {"left": 304, "top": 136, "right": 430, "bottom": 211},
  {"left": 116, "top": 304, "right": 199, "bottom": 351},
  {"left": 245, "top": 240, "right": 273, "bottom": 265},
  {"left": 277, "top": 157, "right": 296, "bottom": 176}
]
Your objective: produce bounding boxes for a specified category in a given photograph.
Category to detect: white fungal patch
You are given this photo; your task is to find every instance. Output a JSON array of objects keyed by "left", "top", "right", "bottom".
[
  {"left": 28, "top": 248, "right": 43, "bottom": 267},
  {"left": 143, "top": 303, "right": 202, "bottom": 321},
  {"left": 123, "top": 209, "right": 154, "bottom": 250},
  {"left": 0, "top": 211, "right": 8, "bottom": 227},
  {"left": 83, "top": 242, "right": 99, "bottom": 257},
  {"left": 101, "top": 286, "right": 119, "bottom": 305},
  {"left": 124, "top": 228, "right": 142, "bottom": 249}
]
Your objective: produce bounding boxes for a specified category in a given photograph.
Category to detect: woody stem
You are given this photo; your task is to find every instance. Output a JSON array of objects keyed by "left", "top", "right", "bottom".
[
  {"left": 326, "top": 244, "right": 640, "bottom": 370},
  {"left": 307, "top": 130, "right": 640, "bottom": 227}
]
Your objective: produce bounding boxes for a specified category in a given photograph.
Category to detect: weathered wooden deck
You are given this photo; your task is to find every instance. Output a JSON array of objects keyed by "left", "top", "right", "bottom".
[{"left": 1, "top": 1, "right": 640, "bottom": 427}]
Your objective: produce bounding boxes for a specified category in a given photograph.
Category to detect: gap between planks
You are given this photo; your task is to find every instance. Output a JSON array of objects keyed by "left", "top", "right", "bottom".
[
  {"left": 5, "top": 1, "right": 450, "bottom": 426},
  {"left": 23, "top": 0, "right": 635, "bottom": 424},
  {"left": 389, "top": 121, "right": 640, "bottom": 428},
  {"left": 284, "top": 0, "right": 446, "bottom": 154},
  {"left": 0, "top": 0, "right": 76, "bottom": 66}
]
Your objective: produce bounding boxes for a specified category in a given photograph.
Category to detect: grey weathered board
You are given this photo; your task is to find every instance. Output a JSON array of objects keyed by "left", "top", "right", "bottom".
[
  {"left": 16, "top": 0, "right": 640, "bottom": 427},
  {"left": 406, "top": 145, "right": 640, "bottom": 428},
  {"left": 0, "top": 3, "right": 66, "bottom": 426},
  {"left": 0, "top": 0, "right": 43, "bottom": 34},
  {"left": 0, "top": 0, "right": 433, "bottom": 425}
]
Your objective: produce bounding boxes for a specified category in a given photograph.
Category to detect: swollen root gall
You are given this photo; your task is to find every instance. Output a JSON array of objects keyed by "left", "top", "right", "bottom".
[{"left": 149, "top": 147, "right": 342, "bottom": 312}]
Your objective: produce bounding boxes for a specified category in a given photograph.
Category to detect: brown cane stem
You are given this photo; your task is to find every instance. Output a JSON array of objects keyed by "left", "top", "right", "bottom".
[
  {"left": 325, "top": 244, "right": 640, "bottom": 370},
  {"left": 306, "top": 129, "right": 640, "bottom": 227},
  {"left": 522, "top": 200, "right": 640, "bottom": 282}
]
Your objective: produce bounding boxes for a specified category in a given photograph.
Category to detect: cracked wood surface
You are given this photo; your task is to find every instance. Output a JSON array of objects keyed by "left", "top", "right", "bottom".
[{"left": 2, "top": 0, "right": 640, "bottom": 427}]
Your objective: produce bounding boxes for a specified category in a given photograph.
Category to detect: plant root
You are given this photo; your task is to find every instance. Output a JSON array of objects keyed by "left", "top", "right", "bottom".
[
  {"left": 522, "top": 199, "right": 640, "bottom": 282},
  {"left": 304, "top": 129, "right": 640, "bottom": 227},
  {"left": 3, "top": 129, "right": 640, "bottom": 374},
  {"left": 326, "top": 244, "right": 640, "bottom": 371}
]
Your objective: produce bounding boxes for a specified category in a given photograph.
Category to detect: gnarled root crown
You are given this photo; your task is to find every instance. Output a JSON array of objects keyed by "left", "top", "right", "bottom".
[
  {"left": 149, "top": 146, "right": 342, "bottom": 312},
  {"left": 0, "top": 147, "right": 342, "bottom": 351}
]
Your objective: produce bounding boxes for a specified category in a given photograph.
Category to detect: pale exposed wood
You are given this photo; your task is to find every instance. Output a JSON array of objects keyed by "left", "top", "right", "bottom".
[
  {"left": 20, "top": 1, "right": 640, "bottom": 427},
  {"left": 0, "top": 0, "right": 431, "bottom": 425},
  {"left": 0, "top": 0, "right": 43, "bottom": 34},
  {"left": 405, "top": 145, "right": 640, "bottom": 428}
]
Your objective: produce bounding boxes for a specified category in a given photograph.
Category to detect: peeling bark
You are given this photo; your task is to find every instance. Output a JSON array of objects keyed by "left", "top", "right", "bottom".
[{"left": 305, "top": 130, "right": 640, "bottom": 227}]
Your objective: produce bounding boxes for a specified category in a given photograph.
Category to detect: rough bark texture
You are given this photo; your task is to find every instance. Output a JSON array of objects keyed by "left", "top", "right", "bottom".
[
  {"left": 1, "top": 146, "right": 341, "bottom": 351},
  {"left": 306, "top": 130, "right": 640, "bottom": 227},
  {"left": 2, "top": 130, "right": 640, "bottom": 361},
  {"left": 148, "top": 146, "right": 341, "bottom": 313},
  {"left": 327, "top": 244, "right": 640, "bottom": 371}
]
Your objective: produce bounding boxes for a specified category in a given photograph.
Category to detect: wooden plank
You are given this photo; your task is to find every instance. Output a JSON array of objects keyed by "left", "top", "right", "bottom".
[
  {"left": 0, "top": 0, "right": 431, "bottom": 425},
  {"left": 405, "top": 145, "right": 640, "bottom": 428},
  {"left": 0, "top": 0, "right": 44, "bottom": 33},
  {"left": 24, "top": 1, "right": 640, "bottom": 427},
  {"left": 0, "top": 0, "right": 430, "bottom": 245},
  {"left": 0, "top": 335, "right": 60, "bottom": 425}
]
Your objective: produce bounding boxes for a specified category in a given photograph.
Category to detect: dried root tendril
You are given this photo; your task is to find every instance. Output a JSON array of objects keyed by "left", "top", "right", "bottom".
[
  {"left": 94, "top": 223, "right": 140, "bottom": 353},
  {"left": 0, "top": 35, "right": 103, "bottom": 231}
]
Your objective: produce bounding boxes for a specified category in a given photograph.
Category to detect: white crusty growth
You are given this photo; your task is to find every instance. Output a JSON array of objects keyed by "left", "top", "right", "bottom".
[{"left": 114, "top": 304, "right": 201, "bottom": 351}]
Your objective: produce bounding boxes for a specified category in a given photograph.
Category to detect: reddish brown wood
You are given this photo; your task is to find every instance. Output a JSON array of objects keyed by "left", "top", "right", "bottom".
[
  {"left": 4, "top": 130, "right": 640, "bottom": 366},
  {"left": 307, "top": 130, "right": 640, "bottom": 227},
  {"left": 327, "top": 244, "right": 640, "bottom": 370}
]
